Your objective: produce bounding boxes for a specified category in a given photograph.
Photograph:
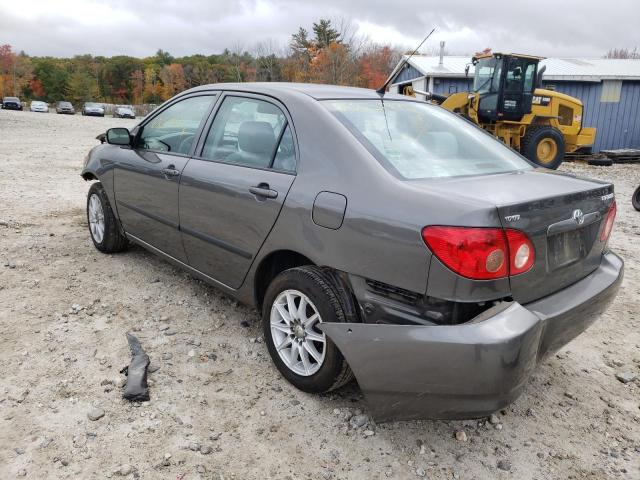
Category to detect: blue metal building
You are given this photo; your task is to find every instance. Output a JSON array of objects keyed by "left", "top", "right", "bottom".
[{"left": 388, "top": 55, "right": 640, "bottom": 152}]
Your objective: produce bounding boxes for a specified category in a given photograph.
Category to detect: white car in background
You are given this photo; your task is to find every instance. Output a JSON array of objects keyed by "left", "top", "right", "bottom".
[
  {"left": 30, "top": 101, "right": 49, "bottom": 113},
  {"left": 113, "top": 105, "right": 135, "bottom": 119}
]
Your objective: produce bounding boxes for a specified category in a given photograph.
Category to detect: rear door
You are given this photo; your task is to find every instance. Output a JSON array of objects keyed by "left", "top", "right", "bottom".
[
  {"left": 114, "top": 94, "right": 217, "bottom": 262},
  {"left": 179, "top": 93, "right": 297, "bottom": 288}
]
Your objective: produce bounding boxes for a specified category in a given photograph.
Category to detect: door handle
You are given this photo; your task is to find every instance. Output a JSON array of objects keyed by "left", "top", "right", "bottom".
[
  {"left": 249, "top": 184, "right": 278, "bottom": 199},
  {"left": 161, "top": 165, "right": 180, "bottom": 177}
]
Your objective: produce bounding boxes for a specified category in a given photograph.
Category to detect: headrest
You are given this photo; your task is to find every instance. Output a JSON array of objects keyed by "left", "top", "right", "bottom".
[{"left": 238, "top": 121, "right": 276, "bottom": 154}]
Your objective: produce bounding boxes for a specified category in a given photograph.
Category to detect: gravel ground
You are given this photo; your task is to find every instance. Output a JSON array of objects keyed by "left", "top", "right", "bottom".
[{"left": 0, "top": 109, "right": 639, "bottom": 480}]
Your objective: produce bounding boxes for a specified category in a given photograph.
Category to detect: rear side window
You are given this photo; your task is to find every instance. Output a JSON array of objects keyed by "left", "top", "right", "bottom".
[
  {"left": 324, "top": 99, "right": 532, "bottom": 179},
  {"left": 272, "top": 125, "right": 295, "bottom": 172},
  {"left": 137, "top": 95, "right": 215, "bottom": 155},
  {"left": 201, "top": 96, "right": 291, "bottom": 170}
]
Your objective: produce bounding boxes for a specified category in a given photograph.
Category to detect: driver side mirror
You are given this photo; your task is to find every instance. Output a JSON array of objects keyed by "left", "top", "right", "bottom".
[{"left": 106, "top": 127, "right": 131, "bottom": 146}]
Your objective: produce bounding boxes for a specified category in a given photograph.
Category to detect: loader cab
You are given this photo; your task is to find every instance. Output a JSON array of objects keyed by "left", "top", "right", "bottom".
[{"left": 472, "top": 53, "right": 542, "bottom": 123}]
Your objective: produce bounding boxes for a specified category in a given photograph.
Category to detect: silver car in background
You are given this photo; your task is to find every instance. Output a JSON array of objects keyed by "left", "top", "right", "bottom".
[
  {"left": 82, "top": 102, "right": 105, "bottom": 117},
  {"left": 56, "top": 101, "right": 75, "bottom": 115},
  {"left": 30, "top": 101, "right": 49, "bottom": 113},
  {"left": 114, "top": 106, "right": 135, "bottom": 119},
  {"left": 81, "top": 83, "right": 623, "bottom": 421}
]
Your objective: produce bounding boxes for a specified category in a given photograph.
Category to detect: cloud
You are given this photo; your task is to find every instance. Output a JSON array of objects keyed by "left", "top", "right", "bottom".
[{"left": 0, "top": 0, "right": 636, "bottom": 58}]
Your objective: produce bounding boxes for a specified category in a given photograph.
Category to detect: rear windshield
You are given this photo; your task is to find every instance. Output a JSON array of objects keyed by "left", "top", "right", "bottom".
[{"left": 324, "top": 99, "right": 532, "bottom": 179}]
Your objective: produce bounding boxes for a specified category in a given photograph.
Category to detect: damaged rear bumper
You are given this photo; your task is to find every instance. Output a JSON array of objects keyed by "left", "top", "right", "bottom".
[{"left": 320, "top": 252, "right": 623, "bottom": 421}]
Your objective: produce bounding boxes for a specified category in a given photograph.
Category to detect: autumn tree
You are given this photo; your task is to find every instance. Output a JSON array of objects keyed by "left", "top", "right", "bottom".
[
  {"left": 255, "top": 40, "right": 283, "bottom": 82},
  {"left": 311, "top": 42, "right": 356, "bottom": 85},
  {"left": 159, "top": 63, "right": 186, "bottom": 100},
  {"left": 130, "top": 69, "right": 144, "bottom": 105},
  {"left": 143, "top": 65, "right": 161, "bottom": 103},
  {"left": 313, "top": 19, "right": 341, "bottom": 49},
  {"left": 31, "top": 58, "right": 69, "bottom": 102},
  {"left": 358, "top": 45, "right": 400, "bottom": 89},
  {"left": 66, "top": 70, "right": 99, "bottom": 104}
]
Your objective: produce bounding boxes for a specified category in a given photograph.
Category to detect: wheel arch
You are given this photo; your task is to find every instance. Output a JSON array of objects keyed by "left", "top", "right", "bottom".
[{"left": 254, "top": 249, "right": 315, "bottom": 309}]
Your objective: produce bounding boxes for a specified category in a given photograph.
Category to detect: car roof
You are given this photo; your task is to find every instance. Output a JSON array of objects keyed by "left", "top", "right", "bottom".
[{"left": 184, "top": 82, "right": 412, "bottom": 101}]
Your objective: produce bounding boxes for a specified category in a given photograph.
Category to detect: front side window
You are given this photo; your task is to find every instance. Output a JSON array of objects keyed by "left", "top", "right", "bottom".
[
  {"left": 473, "top": 57, "right": 501, "bottom": 94},
  {"left": 201, "top": 96, "right": 288, "bottom": 169},
  {"left": 137, "top": 95, "right": 215, "bottom": 154},
  {"left": 324, "top": 99, "right": 532, "bottom": 179}
]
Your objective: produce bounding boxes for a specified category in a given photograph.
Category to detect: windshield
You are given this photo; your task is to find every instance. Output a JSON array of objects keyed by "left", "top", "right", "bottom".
[
  {"left": 324, "top": 99, "right": 532, "bottom": 179},
  {"left": 473, "top": 57, "right": 502, "bottom": 94},
  {"left": 59, "top": 102, "right": 72, "bottom": 107},
  {"left": 4, "top": 97, "right": 19, "bottom": 102},
  {"left": 86, "top": 102, "right": 101, "bottom": 108}
]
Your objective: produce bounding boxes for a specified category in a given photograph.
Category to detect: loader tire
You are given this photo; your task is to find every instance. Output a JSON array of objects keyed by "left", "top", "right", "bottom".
[{"left": 521, "top": 126, "right": 565, "bottom": 169}]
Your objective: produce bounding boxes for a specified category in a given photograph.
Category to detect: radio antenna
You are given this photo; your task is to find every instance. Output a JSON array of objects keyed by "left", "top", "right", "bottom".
[{"left": 376, "top": 27, "right": 436, "bottom": 95}]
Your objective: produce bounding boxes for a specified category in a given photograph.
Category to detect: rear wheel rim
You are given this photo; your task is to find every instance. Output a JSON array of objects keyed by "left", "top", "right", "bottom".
[
  {"left": 536, "top": 138, "right": 558, "bottom": 164},
  {"left": 270, "top": 289, "right": 326, "bottom": 376},
  {"left": 88, "top": 194, "right": 105, "bottom": 244}
]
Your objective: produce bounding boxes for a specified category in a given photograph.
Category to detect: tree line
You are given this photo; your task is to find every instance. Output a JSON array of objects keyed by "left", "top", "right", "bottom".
[{"left": 0, "top": 19, "right": 401, "bottom": 106}]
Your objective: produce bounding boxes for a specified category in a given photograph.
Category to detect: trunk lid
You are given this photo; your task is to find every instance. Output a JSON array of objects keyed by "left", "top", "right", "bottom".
[{"left": 420, "top": 169, "right": 614, "bottom": 304}]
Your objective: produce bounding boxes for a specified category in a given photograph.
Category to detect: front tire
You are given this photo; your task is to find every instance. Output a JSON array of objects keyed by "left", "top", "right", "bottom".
[
  {"left": 633, "top": 185, "right": 640, "bottom": 212},
  {"left": 262, "top": 266, "right": 353, "bottom": 393},
  {"left": 86, "top": 182, "right": 128, "bottom": 253},
  {"left": 521, "top": 126, "right": 566, "bottom": 169}
]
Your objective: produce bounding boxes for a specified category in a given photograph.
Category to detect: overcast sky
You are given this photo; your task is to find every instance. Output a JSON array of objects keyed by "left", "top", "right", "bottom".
[{"left": 0, "top": 0, "right": 637, "bottom": 58}]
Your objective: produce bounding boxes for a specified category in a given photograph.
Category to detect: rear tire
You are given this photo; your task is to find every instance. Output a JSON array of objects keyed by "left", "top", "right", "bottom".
[
  {"left": 633, "top": 185, "right": 640, "bottom": 212},
  {"left": 86, "top": 182, "right": 128, "bottom": 253},
  {"left": 262, "top": 266, "right": 353, "bottom": 393},
  {"left": 521, "top": 126, "right": 565, "bottom": 169}
]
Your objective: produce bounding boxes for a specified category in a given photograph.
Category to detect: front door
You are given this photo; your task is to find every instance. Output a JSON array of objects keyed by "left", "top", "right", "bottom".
[
  {"left": 114, "top": 94, "right": 217, "bottom": 262},
  {"left": 500, "top": 57, "right": 537, "bottom": 121},
  {"left": 179, "top": 94, "right": 297, "bottom": 288}
]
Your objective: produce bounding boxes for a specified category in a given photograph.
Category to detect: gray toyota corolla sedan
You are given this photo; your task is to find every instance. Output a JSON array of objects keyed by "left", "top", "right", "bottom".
[{"left": 81, "top": 83, "right": 623, "bottom": 421}]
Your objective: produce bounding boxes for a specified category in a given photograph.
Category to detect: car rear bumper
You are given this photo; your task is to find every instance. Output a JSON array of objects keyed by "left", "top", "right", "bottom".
[{"left": 320, "top": 252, "right": 623, "bottom": 421}]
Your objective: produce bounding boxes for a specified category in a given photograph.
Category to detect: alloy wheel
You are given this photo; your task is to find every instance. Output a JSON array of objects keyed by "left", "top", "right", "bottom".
[
  {"left": 88, "top": 193, "right": 105, "bottom": 244},
  {"left": 270, "top": 289, "right": 326, "bottom": 376}
]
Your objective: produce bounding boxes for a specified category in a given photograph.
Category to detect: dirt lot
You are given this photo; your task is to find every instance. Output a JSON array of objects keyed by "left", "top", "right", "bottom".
[{"left": 0, "top": 109, "right": 638, "bottom": 480}]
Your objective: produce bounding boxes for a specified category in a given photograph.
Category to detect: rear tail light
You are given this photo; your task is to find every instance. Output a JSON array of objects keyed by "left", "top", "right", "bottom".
[
  {"left": 421, "top": 226, "right": 535, "bottom": 280},
  {"left": 600, "top": 201, "right": 616, "bottom": 242},
  {"left": 505, "top": 229, "right": 535, "bottom": 275}
]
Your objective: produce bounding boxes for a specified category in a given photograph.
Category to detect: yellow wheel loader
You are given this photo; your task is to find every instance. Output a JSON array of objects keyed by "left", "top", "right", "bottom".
[{"left": 404, "top": 53, "right": 596, "bottom": 169}]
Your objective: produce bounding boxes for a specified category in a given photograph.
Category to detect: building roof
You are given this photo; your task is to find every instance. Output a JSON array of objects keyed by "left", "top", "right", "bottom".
[{"left": 395, "top": 55, "right": 640, "bottom": 82}]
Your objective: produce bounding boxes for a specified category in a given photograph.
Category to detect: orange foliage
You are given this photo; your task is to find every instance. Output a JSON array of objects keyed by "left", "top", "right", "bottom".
[
  {"left": 29, "top": 78, "right": 45, "bottom": 98},
  {"left": 359, "top": 46, "right": 394, "bottom": 89}
]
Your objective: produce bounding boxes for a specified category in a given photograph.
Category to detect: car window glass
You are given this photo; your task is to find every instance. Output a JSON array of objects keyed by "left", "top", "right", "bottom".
[
  {"left": 201, "top": 96, "right": 286, "bottom": 169},
  {"left": 325, "top": 99, "right": 532, "bottom": 179},
  {"left": 523, "top": 62, "right": 536, "bottom": 92},
  {"left": 138, "top": 95, "right": 214, "bottom": 155},
  {"left": 272, "top": 125, "right": 296, "bottom": 172}
]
